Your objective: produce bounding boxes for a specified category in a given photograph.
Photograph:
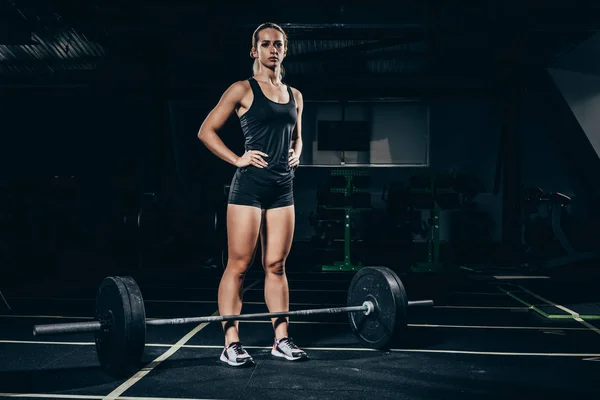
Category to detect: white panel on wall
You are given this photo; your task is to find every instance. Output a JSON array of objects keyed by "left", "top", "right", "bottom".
[
  {"left": 548, "top": 67, "right": 600, "bottom": 159},
  {"left": 370, "top": 101, "right": 429, "bottom": 165},
  {"left": 300, "top": 100, "right": 430, "bottom": 167}
]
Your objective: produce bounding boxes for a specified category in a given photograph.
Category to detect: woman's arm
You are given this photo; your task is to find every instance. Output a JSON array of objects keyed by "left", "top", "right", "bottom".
[
  {"left": 198, "top": 81, "right": 247, "bottom": 166},
  {"left": 289, "top": 88, "right": 303, "bottom": 167}
]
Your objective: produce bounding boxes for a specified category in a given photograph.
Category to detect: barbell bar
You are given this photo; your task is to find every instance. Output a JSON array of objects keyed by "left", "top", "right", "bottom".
[
  {"left": 33, "top": 299, "right": 433, "bottom": 335},
  {"left": 31, "top": 266, "right": 433, "bottom": 378}
]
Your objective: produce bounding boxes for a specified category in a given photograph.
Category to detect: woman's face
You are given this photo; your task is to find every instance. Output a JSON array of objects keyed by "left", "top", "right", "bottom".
[{"left": 253, "top": 28, "right": 286, "bottom": 68}]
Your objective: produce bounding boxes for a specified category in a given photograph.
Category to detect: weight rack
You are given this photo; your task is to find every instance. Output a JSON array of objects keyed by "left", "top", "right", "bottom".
[{"left": 318, "top": 168, "right": 372, "bottom": 272}]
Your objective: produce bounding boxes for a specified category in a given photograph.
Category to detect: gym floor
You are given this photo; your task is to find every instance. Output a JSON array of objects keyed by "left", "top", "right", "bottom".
[{"left": 1, "top": 262, "right": 599, "bottom": 400}]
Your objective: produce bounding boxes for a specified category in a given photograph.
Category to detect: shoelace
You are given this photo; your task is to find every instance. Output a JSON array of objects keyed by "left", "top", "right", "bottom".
[
  {"left": 229, "top": 343, "right": 245, "bottom": 355},
  {"left": 279, "top": 338, "right": 299, "bottom": 350}
]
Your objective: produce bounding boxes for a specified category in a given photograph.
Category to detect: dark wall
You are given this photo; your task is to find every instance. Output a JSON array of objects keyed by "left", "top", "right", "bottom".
[
  {"left": 1, "top": 69, "right": 595, "bottom": 279},
  {"left": 0, "top": 87, "right": 156, "bottom": 280},
  {"left": 520, "top": 88, "right": 577, "bottom": 203}
]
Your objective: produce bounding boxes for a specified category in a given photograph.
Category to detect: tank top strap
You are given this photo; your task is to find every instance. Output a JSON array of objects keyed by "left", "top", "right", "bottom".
[
  {"left": 286, "top": 84, "right": 295, "bottom": 105},
  {"left": 248, "top": 77, "right": 264, "bottom": 100}
]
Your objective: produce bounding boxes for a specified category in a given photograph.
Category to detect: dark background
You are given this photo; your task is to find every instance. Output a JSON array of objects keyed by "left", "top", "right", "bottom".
[{"left": 1, "top": 0, "right": 600, "bottom": 283}]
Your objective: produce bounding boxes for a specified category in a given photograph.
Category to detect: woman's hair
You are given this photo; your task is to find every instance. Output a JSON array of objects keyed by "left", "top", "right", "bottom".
[{"left": 251, "top": 22, "right": 288, "bottom": 81}]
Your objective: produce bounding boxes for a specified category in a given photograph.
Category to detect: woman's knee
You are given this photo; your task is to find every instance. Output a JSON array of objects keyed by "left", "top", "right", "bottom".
[
  {"left": 226, "top": 256, "right": 253, "bottom": 277},
  {"left": 264, "top": 258, "right": 285, "bottom": 276}
]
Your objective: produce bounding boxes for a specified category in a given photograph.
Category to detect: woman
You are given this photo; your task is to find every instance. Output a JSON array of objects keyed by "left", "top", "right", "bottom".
[{"left": 198, "top": 22, "right": 308, "bottom": 367}]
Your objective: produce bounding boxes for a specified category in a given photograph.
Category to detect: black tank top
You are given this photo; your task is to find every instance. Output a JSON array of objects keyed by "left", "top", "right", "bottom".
[{"left": 238, "top": 77, "right": 297, "bottom": 184}]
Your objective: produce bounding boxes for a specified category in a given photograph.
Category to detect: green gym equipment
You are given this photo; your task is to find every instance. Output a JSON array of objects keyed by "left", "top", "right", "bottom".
[{"left": 311, "top": 169, "right": 372, "bottom": 272}]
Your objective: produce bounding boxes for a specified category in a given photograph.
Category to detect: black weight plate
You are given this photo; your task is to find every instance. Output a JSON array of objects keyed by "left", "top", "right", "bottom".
[
  {"left": 389, "top": 269, "right": 408, "bottom": 310},
  {"left": 388, "top": 268, "right": 409, "bottom": 339},
  {"left": 95, "top": 276, "right": 146, "bottom": 378},
  {"left": 347, "top": 267, "right": 407, "bottom": 349}
]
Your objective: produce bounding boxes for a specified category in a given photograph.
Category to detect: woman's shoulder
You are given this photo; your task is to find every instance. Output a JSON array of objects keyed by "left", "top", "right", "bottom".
[
  {"left": 221, "top": 79, "right": 252, "bottom": 101},
  {"left": 227, "top": 79, "right": 252, "bottom": 93}
]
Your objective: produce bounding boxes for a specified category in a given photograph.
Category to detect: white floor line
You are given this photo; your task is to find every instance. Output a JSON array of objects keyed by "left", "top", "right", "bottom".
[
  {"left": 2, "top": 339, "right": 598, "bottom": 357},
  {"left": 156, "top": 344, "right": 600, "bottom": 357},
  {"left": 513, "top": 284, "right": 600, "bottom": 336},
  {"left": 0, "top": 339, "right": 94, "bottom": 346},
  {"left": 432, "top": 306, "right": 530, "bottom": 310},
  {"left": 493, "top": 276, "right": 550, "bottom": 280},
  {"left": 0, "top": 320, "right": 588, "bottom": 349},
  {"left": 454, "top": 292, "right": 522, "bottom": 296},
  {"left": 0, "top": 315, "right": 95, "bottom": 320},
  {"left": 389, "top": 349, "right": 600, "bottom": 357},
  {"left": 0, "top": 393, "right": 221, "bottom": 400},
  {"left": 103, "top": 319, "right": 213, "bottom": 400},
  {"left": 101, "top": 279, "right": 261, "bottom": 400},
  {"left": 406, "top": 324, "right": 582, "bottom": 331}
]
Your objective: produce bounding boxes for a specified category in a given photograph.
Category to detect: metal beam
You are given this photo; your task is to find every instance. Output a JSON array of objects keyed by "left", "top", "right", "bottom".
[{"left": 286, "top": 36, "right": 425, "bottom": 62}]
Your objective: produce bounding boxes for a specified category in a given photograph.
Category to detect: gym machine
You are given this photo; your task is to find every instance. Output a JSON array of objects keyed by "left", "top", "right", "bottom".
[
  {"left": 405, "top": 173, "right": 461, "bottom": 273},
  {"left": 522, "top": 188, "right": 599, "bottom": 269},
  {"left": 310, "top": 169, "right": 372, "bottom": 272}
]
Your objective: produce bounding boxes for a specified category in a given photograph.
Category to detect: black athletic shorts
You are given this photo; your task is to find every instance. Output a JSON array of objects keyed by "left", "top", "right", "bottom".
[{"left": 227, "top": 168, "right": 294, "bottom": 210}]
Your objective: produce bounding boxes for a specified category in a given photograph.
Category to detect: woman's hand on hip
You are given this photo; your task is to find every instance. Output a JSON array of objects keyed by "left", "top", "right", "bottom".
[
  {"left": 289, "top": 149, "right": 300, "bottom": 168},
  {"left": 235, "top": 150, "right": 269, "bottom": 168}
]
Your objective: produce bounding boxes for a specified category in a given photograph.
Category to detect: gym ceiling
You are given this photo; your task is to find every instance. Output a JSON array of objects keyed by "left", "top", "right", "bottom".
[{"left": 1, "top": 0, "right": 599, "bottom": 96}]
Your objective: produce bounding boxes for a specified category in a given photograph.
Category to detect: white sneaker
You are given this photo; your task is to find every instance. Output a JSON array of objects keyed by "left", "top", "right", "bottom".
[
  {"left": 271, "top": 337, "right": 308, "bottom": 361},
  {"left": 219, "top": 342, "right": 254, "bottom": 367}
]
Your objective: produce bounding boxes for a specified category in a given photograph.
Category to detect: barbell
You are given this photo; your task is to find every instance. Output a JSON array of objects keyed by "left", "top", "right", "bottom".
[{"left": 32, "top": 266, "right": 433, "bottom": 378}]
